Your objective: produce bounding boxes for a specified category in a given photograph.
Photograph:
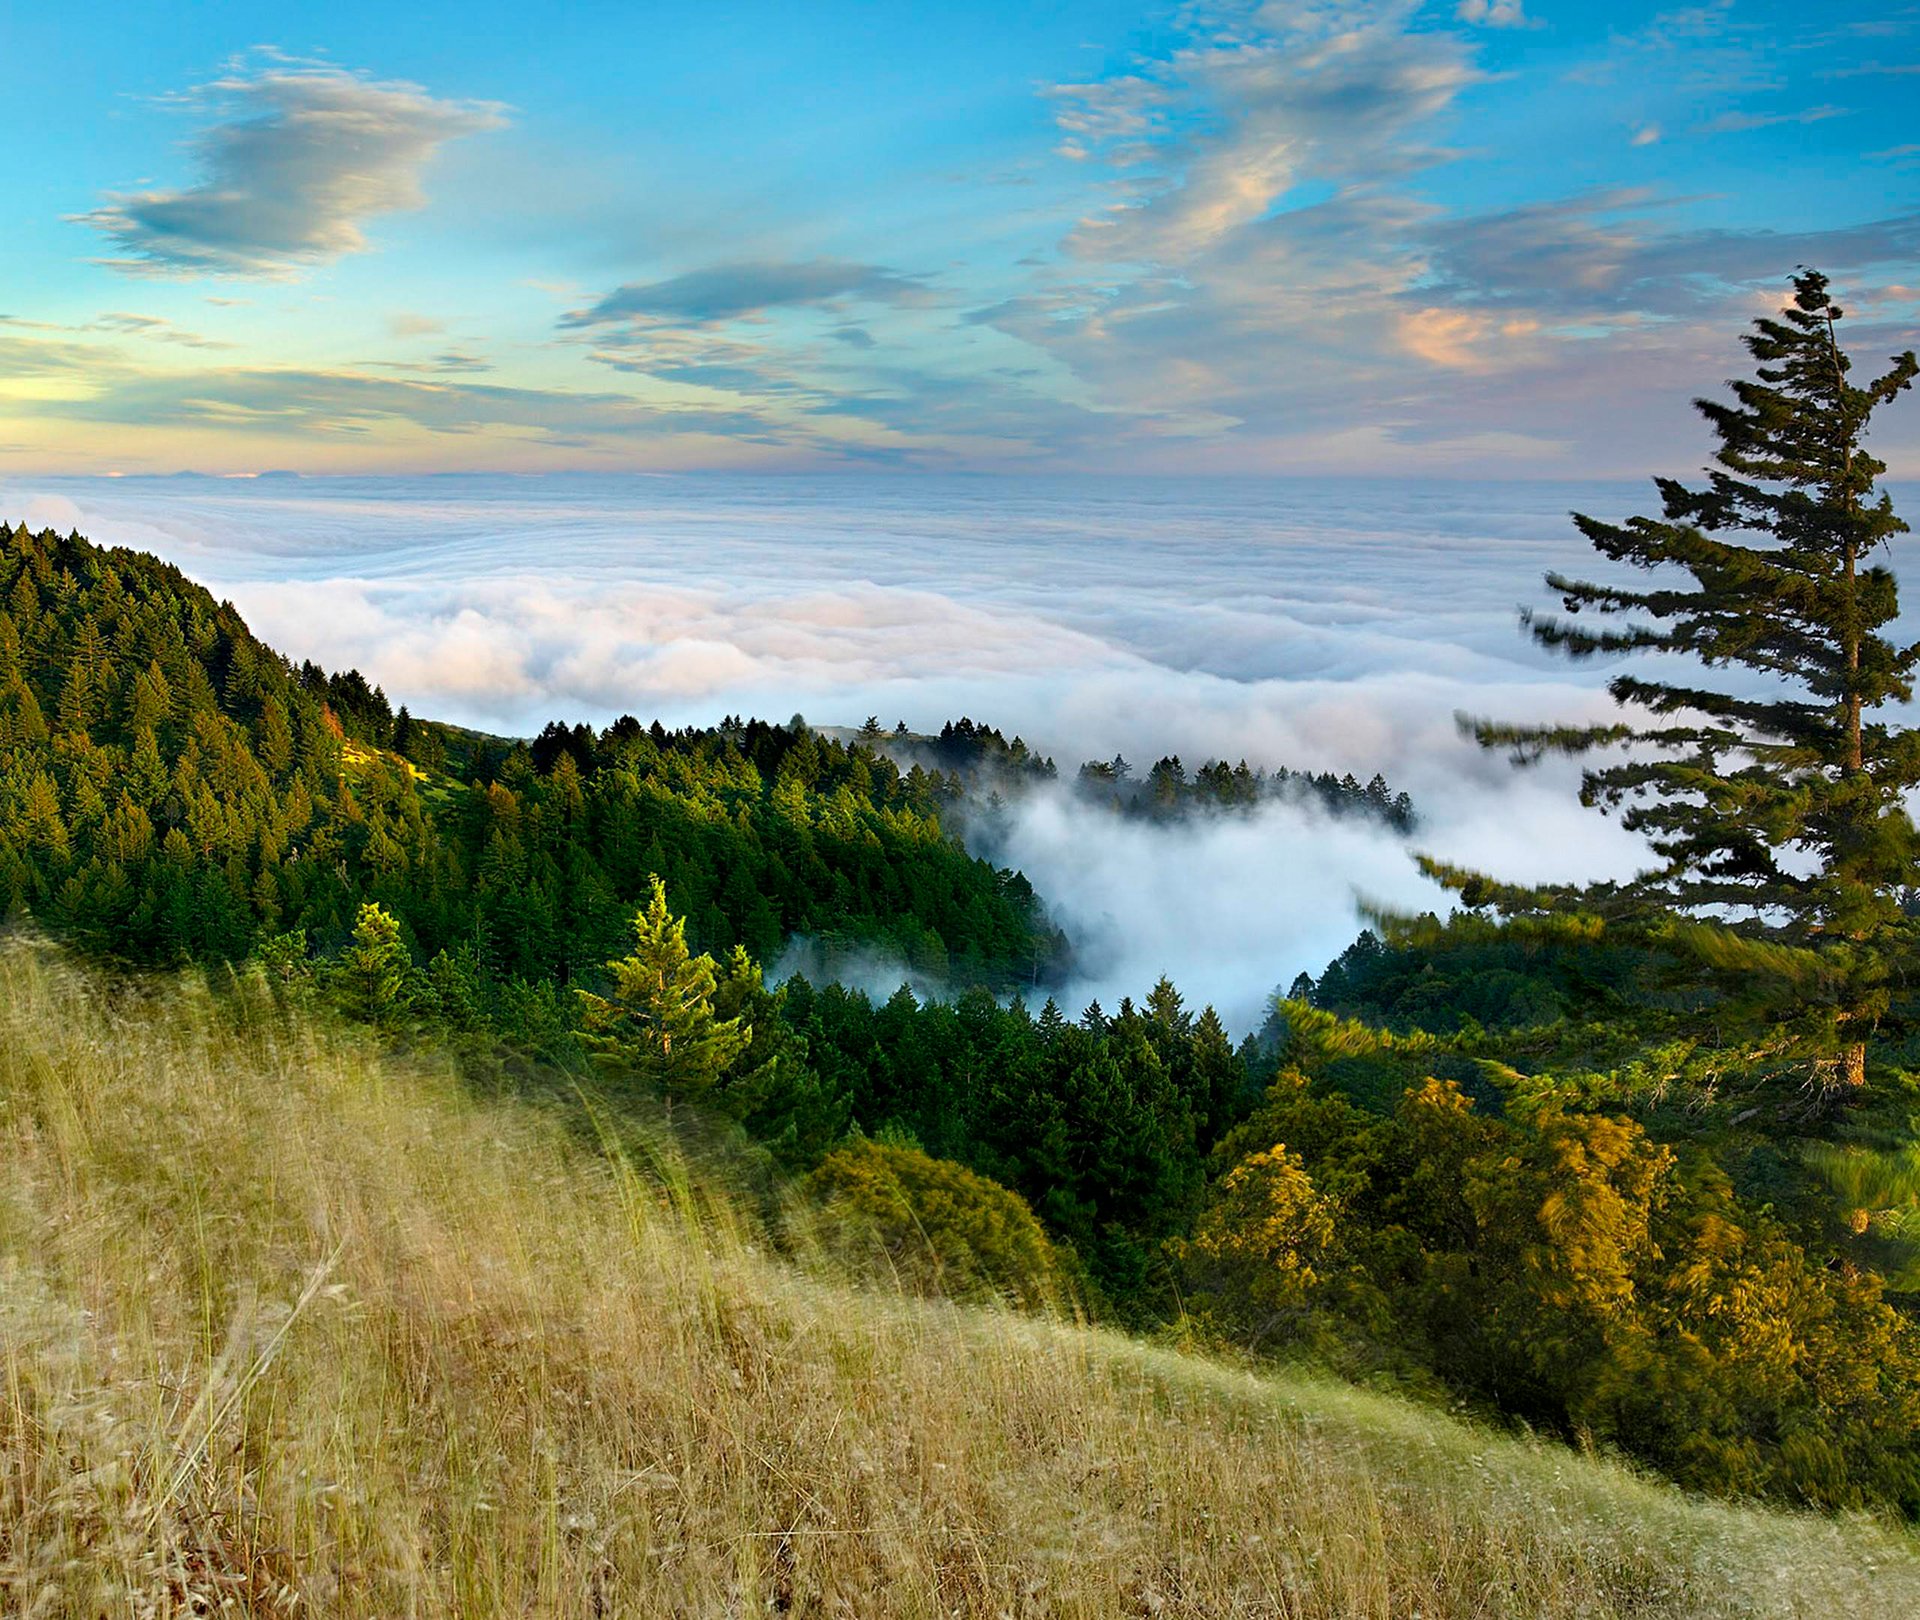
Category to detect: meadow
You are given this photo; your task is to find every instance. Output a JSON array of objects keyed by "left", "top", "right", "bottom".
[{"left": 2, "top": 941, "right": 1912, "bottom": 1619}]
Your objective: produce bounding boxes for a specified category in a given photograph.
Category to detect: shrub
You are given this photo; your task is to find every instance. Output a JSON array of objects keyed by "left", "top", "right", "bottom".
[{"left": 804, "top": 1137, "right": 1061, "bottom": 1308}]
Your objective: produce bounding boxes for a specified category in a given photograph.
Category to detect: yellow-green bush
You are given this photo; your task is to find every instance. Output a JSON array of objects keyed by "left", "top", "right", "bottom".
[
  {"left": 803, "top": 1136, "right": 1062, "bottom": 1308},
  {"left": 1196, "top": 1065, "right": 1920, "bottom": 1514}
]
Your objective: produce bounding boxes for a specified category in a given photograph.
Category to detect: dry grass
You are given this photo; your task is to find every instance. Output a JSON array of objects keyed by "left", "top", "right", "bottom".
[{"left": 0, "top": 943, "right": 1915, "bottom": 1618}]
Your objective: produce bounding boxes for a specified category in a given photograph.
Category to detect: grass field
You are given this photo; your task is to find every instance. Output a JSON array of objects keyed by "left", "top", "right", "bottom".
[{"left": 1, "top": 941, "right": 1915, "bottom": 1617}]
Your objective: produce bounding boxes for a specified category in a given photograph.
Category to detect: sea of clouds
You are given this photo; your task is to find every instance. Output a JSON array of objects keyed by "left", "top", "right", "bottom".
[{"left": 1, "top": 471, "right": 1732, "bottom": 1029}]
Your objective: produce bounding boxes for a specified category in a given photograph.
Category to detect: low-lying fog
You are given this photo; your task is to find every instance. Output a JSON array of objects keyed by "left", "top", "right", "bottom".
[{"left": 2, "top": 471, "right": 1803, "bottom": 1030}]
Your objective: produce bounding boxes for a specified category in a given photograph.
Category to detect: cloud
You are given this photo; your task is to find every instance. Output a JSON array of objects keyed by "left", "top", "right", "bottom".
[
  {"left": 983, "top": 775, "right": 1644, "bottom": 1031},
  {"left": 388, "top": 312, "right": 448, "bottom": 338},
  {"left": 368, "top": 350, "right": 495, "bottom": 375},
  {"left": 35, "top": 359, "right": 794, "bottom": 447},
  {"left": 89, "top": 312, "right": 234, "bottom": 350},
  {"left": 16, "top": 495, "right": 87, "bottom": 533},
  {"left": 1631, "top": 123, "right": 1662, "bottom": 146},
  {"left": 1826, "top": 62, "right": 1920, "bottom": 78},
  {"left": 964, "top": 1, "right": 1920, "bottom": 473},
  {"left": 3, "top": 312, "right": 233, "bottom": 352},
  {"left": 0, "top": 331, "right": 125, "bottom": 382},
  {"left": 561, "top": 261, "right": 933, "bottom": 328},
  {"left": 1396, "top": 307, "right": 1540, "bottom": 371},
  {"left": 78, "top": 60, "right": 506, "bottom": 277},
  {"left": 1455, "top": 0, "right": 1532, "bottom": 27},
  {"left": 1424, "top": 196, "right": 1920, "bottom": 316},
  {"left": 1052, "top": 5, "right": 1479, "bottom": 266},
  {"left": 0, "top": 314, "right": 1111, "bottom": 471},
  {"left": 1701, "top": 104, "right": 1848, "bottom": 134}
]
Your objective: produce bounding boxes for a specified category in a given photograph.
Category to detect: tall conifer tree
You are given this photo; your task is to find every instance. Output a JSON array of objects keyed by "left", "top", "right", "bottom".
[
  {"left": 1439, "top": 271, "right": 1918, "bottom": 1091},
  {"left": 577, "top": 876, "right": 751, "bottom": 1100}
]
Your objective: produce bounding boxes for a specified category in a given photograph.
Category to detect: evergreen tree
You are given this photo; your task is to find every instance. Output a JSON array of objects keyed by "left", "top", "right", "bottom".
[
  {"left": 334, "top": 902, "right": 413, "bottom": 1024},
  {"left": 1445, "top": 271, "right": 1918, "bottom": 1092},
  {"left": 577, "top": 876, "right": 751, "bottom": 1100}
]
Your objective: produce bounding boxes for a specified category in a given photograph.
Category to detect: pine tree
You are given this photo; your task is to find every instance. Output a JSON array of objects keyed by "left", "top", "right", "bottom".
[
  {"left": 334, "top": 901, "right": 414, "bottom": 1024},
  {"left": 576, "top": 876, "right": 751, "bottom": 1100},
  {"left": 1446, "top": 271, "right": 1918, "bottom": 1092}
]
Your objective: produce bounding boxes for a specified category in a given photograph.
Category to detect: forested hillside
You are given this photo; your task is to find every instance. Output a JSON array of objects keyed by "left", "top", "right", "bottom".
[
  {"left": 0, "top": 520, "right": 1054, "bottom": 987},
  {"left": 873, "top": 713, "right": 1417, "bottom": 830}
]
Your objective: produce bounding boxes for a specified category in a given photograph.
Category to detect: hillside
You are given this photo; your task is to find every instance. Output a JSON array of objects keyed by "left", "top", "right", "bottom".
[
  {"left": 0, "top": 520, "right": 1054, "bottom": 986},
  {"left": 1, "top": 943, "right": 1913, "bottom": 1618}
]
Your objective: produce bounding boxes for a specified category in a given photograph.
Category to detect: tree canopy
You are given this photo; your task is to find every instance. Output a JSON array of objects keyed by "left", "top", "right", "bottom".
[{"left": 1440, "top": 270, "right": 1919, "bottom": 1092}]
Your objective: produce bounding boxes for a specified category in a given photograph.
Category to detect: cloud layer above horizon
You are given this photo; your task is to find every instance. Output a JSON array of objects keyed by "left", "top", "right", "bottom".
[{"left": 3, "top": 2, "right": 1917, "bottom": 478}]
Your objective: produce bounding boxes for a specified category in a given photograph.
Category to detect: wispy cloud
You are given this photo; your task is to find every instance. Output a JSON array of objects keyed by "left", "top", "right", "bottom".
[
  {"left": 89, "top": 311, "right": 235, "bottom": 349},
  {"left": 1425, "top": 196, "right": 1920, "bottom": 314},
  {"left": 1052, "top": 3, "right": 1478, "bottom": 265},
  {"left": 56, "top": 364, "right": 788, "bottom": 444},
  {"left": 561, "top": 260, "right": 934, "bottom": 327},
  {"left": 388, "top": 312, "right": 448, "bottom": 338},
  {"left": 1701, "top": 103, "right": 1848, "bottom": 134},
  {"left": 366, "top": 349, "right": 495, "bottom": 375},
  {"left": 1455, "top": 0, "right": 1533, "bottom": 28},
  {"left": 78, "top": 58, "right": 506, "bottom": 278},
  {"left": 951, "top": 0, "right": 1920, "bottom": 471}
]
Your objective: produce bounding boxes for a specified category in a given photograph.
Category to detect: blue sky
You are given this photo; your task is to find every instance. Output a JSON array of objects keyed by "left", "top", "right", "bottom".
[{"left": 2, "top": 0, "right": 1916, "bottom": 475}]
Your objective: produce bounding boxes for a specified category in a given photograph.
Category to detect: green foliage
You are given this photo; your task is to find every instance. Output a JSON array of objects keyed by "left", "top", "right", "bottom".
[
  {"left": 1173, "top": 1144, "right": 1336, "bottom": 1341},
  {"left": 577, "top": 877, "right": 752, "bottom": 1101},
  {"left": 333, "top": 902, "right": 415, "bottom": 1025},
  {"left": 0, "top": 522, "right": 1056, "bottom": 1009},
  {"left": 897, "top": 716, "right": 1415, "bottom": 832},
  {"left": 706, "top": 945, "right": 851, "bottom": 1167},
  {"left": 782, "top": 978, "right": 1255, "bottom": 1307},
  {"left": 1192, "top": 1060, "right": 1920, "bottom": 1513},
  {"left": 1804, "top": 1130, "right": 1920, "bottom": 1286},
  {"left": 803, "top": 1136, "right": 1062, "bottom": 1308},
  {"left": 1446, "top": 271, "right": 1920, "bottom": 1093},
  {"left": 1307, "top": 917, "right": 1651, "bottom": 1037}
]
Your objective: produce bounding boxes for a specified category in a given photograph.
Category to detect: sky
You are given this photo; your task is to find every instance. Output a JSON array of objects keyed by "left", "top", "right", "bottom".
[{"left": 3, "top": 0, "right": 1918, "bottom": 478}]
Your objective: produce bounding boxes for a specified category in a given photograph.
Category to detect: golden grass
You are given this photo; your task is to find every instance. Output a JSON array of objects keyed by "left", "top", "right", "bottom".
[{"left": 0, "top": 942, "right": 1915, "bottom": 1617}]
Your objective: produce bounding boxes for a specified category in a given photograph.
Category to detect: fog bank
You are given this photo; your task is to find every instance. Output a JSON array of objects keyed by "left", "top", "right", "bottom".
[{"left": 980, "top": 772, "right": 1649, "bottom": 1034}]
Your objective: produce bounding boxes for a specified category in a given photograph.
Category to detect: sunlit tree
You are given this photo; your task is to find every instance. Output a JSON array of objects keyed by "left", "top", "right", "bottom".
[{"left": 1439, "top": 270, "right": 1919, "bottom": 1092}]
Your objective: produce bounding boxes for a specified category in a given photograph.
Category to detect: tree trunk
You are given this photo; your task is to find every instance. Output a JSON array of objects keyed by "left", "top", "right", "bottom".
[{"left": 1843, "top": 1039, "right": 1866, "bottom": 1089}]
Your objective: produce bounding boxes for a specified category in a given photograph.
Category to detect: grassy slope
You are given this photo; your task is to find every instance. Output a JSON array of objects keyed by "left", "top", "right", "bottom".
[{"left": 0, "top": 947, "right": 1915, "bottom": 1618}]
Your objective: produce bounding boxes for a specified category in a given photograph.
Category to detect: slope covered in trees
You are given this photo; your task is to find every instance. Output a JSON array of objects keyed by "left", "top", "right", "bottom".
[
  {"left": 874, "top": 713, "right": 1417, "bottom": 831},
  {"left": 0, "top": 520, "right": 1055, "bottom": 988}
]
